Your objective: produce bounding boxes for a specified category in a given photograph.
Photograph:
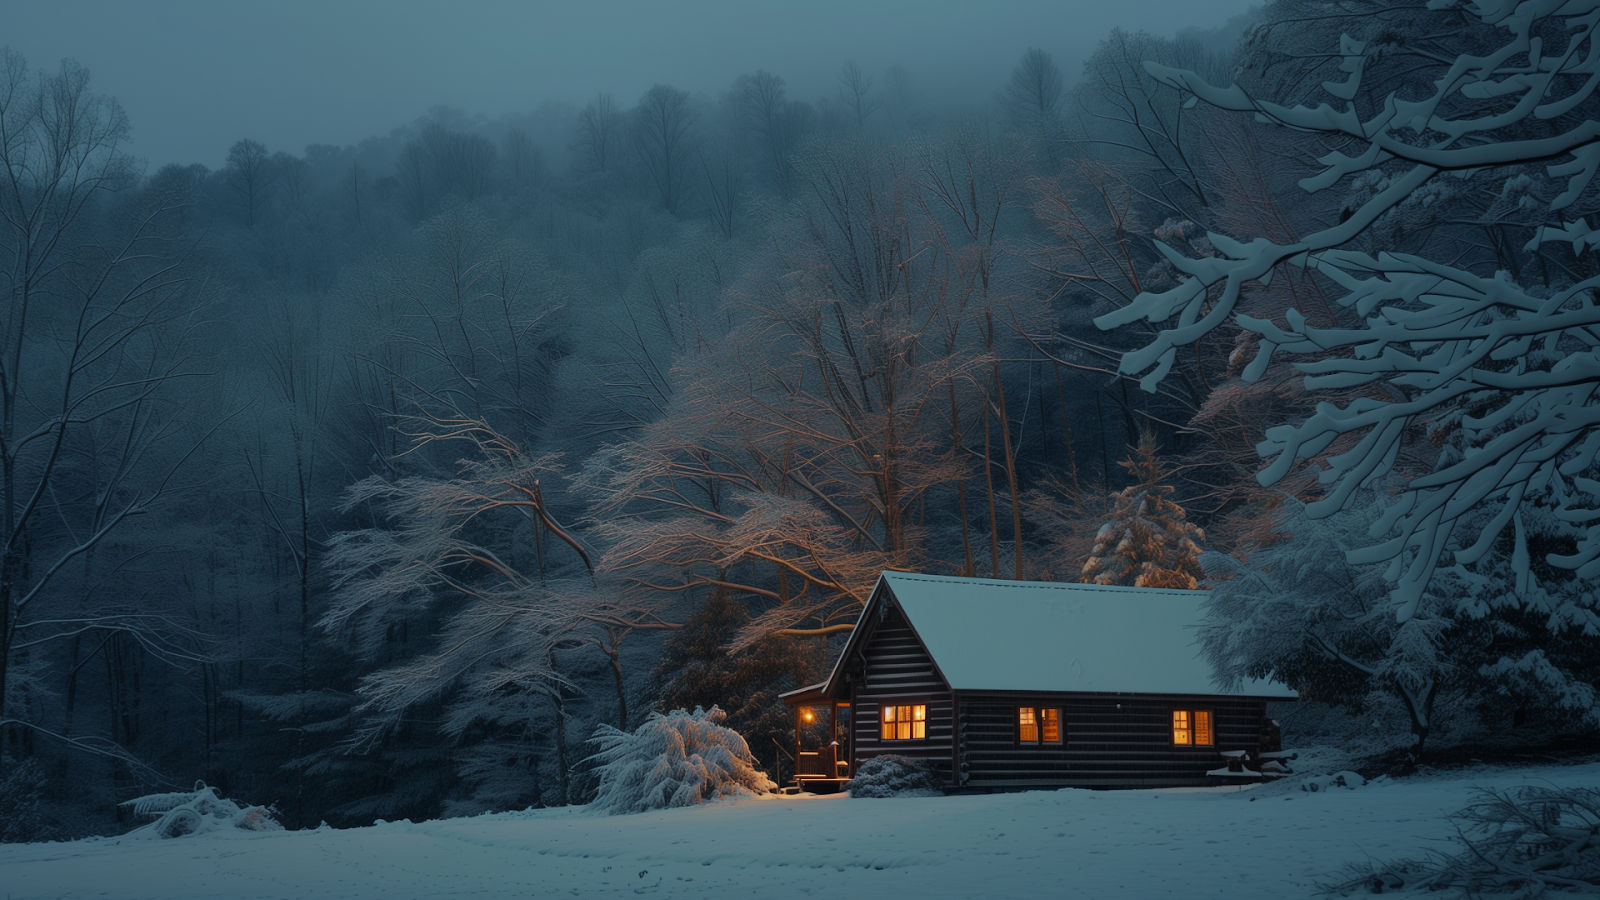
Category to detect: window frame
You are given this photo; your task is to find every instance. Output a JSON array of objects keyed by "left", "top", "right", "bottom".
[
  {"left": 879, "top": 701, "right": 928, "bottom": 742},
  {"left": 1016, "top": 705, "right": 1064, "bottom": 746},
  {"left": 1171, "top": 708, "right": 1215, "bottom": 747}
]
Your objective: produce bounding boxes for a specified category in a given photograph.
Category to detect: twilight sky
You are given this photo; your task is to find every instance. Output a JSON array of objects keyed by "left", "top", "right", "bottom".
[{"left": 9, "top": 0, "right": 1260, "bottom": 169}]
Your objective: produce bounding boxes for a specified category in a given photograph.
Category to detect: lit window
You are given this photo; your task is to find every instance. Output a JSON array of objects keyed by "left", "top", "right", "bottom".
[
  {"left": 1018, "top": 707, "right": 1063, "bottom": 744},
  {"left": 1042, "top": 707, "right": 1061, "bottom": 744},
  {"left": 1172, "top": 709, "right": 1213, "bottom": 746},
  {"left": 881, "top": 704, "right": 926, "bottom": 740}
]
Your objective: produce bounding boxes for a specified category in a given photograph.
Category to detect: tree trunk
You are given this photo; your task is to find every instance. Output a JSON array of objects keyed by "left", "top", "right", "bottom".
[
  {"left": 983, "top": 404, "right": 1001, "bottom": 577},
  {"left": 949, "top": 385, "right": 974, "bottom": 577},
  {"left": 1397, "top": 678, "right": 1439, "bottom": 774},
  {"left": 1053, "top": 364, "right": 1079, "bottom": 490},
  {"left": 993, "top": 365, "right": 1023, "bottom": 580},
  {"left": 549, "top": 652, "right": 571, "bottom": 806},
  {"left": 604, "top": 637, "right": 628, "bottom": 732}
]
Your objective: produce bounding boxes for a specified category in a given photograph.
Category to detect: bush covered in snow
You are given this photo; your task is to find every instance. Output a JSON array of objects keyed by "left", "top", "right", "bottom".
[
  {"left": 119, "top": 783, "right": 282, "bottom": 839},
  {"left": 847, "top": 755, "right": 943, "bottom": 798},
  {"left": 586, "top": 706, "right": 774, "bottom": 815}
]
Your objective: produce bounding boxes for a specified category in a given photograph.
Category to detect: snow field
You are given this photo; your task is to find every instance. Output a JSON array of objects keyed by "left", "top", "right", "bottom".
[{"left": 3, "top": 761, "right": 1597, "bottom": 899}]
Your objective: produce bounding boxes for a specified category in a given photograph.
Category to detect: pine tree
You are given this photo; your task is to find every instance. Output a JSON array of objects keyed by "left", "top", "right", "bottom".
[
  {"left": 1081, "top": 433, "right": 1205, "bottom": 589},
  {"left": 655, "top": 588, "right": 821, "bottom": 776}
]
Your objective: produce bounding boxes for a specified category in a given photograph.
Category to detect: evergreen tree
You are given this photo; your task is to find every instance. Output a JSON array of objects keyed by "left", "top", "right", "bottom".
[
  {"left": 655, "top": 588, "right": 822, "bottom": 780},
  {"left": 1081, "top": 433, "right": 1205, "bottom": 589}
]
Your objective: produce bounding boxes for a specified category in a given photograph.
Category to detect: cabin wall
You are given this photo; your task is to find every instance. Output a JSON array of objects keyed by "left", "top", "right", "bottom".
[
  {"left": 850, "top": 608, "right": 953, "bottom": 781},
  {"left": 958, "top": 693, "right": 1267, "bottom": 789}
]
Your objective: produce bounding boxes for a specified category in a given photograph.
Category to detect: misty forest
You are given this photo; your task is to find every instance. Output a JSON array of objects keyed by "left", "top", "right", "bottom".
[{"left": 4, "top": 0, "right": 1600, "bottom": 851}]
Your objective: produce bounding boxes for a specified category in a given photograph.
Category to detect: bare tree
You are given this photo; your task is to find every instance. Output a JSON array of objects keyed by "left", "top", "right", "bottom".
[
  {"left": 573, "top": 93, "right": 623, "bottom": 174},
  {"left": 632, "top": 85, "right": 698, "bottom": 215},
  {"left": 420, "top": 125, "right": 498, "bottom": 202},
  {"left": 1006, "top": 49, "right": 1063, "bottom": 134},
  {"left": 584, "top": 137, "right": 997, "bottom": 648},
  {"left": 226, "top": 138, "right": 276, "bottom": 229},
  {"left": 0, "top": 50, "right": 205, "bottom": 770},
  {"left": 735, "top": 71, "right": 813, "bottom": 196},
  {"left": 1070, "top": 30, "right": 1223, "bottom": 220},
  {"left": 837, "top": 61, "right": 881, "bottom": 129}
]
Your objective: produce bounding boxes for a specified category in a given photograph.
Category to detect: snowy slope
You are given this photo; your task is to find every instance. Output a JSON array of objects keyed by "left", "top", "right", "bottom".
[{"left": 4, "top": 761, "right": 1597, "bottom": 899}]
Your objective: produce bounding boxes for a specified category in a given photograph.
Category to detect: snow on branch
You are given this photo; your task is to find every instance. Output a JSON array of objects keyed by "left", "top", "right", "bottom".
[{"left": 1105, "top": 0, "right": 1600, "bottom": 618}]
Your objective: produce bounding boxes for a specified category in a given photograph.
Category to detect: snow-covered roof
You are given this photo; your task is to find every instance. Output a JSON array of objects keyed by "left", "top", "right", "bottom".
[
  {"left": 826, "top": 572, "right": 1295, "bottom": 698},
  {"left": 777, "top": 682, "right": 828, "bottom": 701}
]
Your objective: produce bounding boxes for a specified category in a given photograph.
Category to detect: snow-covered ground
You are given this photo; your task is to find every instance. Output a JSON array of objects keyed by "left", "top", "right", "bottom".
[{"left": 5, "top": 760, "right": 1597, "bottom": 899}]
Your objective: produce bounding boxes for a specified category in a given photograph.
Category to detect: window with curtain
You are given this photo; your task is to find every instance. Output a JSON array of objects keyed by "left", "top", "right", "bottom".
[
  {"left": 1017, "top": 707, "right": 1062, "bottom": 744},
  {"left": 880, "top": 704, "right": 926, "bottom": 740},
  {"left": 1172, "top": 709, "right": 1213, "bottom": 746}
]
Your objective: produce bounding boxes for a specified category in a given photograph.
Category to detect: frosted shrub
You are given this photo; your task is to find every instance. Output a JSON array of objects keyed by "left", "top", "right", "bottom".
[
  {"left": 848, "top": 755, "right": 942, "bottom": 798},
  {"left": 120, "top": 783, "right": 282, "bottom": 839},
  {"left": 587, "top": 706, "right": 775, "bottom": 815}
]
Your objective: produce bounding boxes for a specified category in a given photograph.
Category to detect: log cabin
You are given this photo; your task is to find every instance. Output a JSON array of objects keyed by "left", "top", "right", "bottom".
[{"left": 780, "top": 572, "right": 1295, "bottom": 792}]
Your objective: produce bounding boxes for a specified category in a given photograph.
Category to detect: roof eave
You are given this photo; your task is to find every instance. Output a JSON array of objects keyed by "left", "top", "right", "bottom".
[{"left": 814, "top": 573, "right": 891, "bottom": 699}]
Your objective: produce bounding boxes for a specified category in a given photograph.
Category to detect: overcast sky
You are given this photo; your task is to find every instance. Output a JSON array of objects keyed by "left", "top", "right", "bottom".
[{"left": 9, "top": 0, "right": 1259, "bottom": 170}]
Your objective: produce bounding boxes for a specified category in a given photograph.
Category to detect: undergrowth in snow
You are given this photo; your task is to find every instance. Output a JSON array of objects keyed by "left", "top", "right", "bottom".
[
  {"left": 119, "top": 783, "right": 282, "bottom": 839},
  {"left": 1325, "top": 785, "right": 1600, "bottom": 896},
  {"left": 587, "top": 706, "right": 775, "bottom": 814}
]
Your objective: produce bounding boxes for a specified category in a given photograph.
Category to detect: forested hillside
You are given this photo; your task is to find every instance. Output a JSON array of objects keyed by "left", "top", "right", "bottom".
[{"left": 3, "top": 0, "right": 1597, "bottom": 837}]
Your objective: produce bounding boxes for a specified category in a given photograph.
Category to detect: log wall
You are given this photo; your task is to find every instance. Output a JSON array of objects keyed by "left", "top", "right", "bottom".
[
  {"left": 849, "top": 608, "right": 953, "bottom": 781},
  {"left": 956, "top": 692, "right": 1267, "bottom": 788}
]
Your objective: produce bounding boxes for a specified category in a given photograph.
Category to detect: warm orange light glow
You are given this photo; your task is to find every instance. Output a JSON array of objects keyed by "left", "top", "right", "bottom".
[
  {"left": 1018, "top": 707, "right": 1039, "bottom": 743},
  {"left": 1041, "top": 707, "right": 1060, "bottom": 744},
  {"left": 802, "top": 708, "right": 815, "bottom": 722},
  {"left": 881, "top": 704, "right": 926, "bottom": 740},
  {"left": 1172, "top": 710, "right": 1192, "bottom": 745},
  {"left": 1195, "top": 710, "right": 1213, "bottom": 746}
]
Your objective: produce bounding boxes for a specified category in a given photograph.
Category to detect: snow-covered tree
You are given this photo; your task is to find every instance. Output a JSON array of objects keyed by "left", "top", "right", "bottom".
[
  {"left": 1081, "top": 433, "right": 1206, "bottom": 588},
  {"left": 322, "top": 418, "right": 667, "bottom": 805},
  {"left": 1204, "top": 479, "right": 1599, "bottom": 767},
  {"left": 586, "top": 706, "right": 774, "bottom": 814},
  {"left": 1102, "top": 0, "right": 1600, "bottom": 620},
  {"left": 1201, "top": 491, "right": 1442, "bottom": 760}
]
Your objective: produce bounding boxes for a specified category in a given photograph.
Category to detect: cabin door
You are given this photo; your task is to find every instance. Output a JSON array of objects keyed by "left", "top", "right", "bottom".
[{"left": 795, "top": 704, "right": 834, "bottom": 777}]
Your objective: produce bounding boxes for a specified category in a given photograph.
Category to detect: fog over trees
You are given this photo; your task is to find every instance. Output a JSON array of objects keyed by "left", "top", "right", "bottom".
[{"left": 2, "top": 0, "right": 1598, "bottom": 837}]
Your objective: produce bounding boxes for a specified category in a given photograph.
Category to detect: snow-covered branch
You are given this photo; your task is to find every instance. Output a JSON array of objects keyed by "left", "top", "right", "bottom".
[{"left": 1106, "top": 0, "right": 1600, "bottom": 617}]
